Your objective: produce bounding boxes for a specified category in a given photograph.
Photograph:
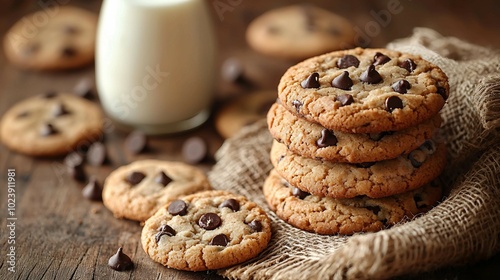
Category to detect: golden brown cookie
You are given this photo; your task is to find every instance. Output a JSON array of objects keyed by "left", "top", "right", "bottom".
[
  {"left": 263, "top": 169, "right": 442, "bottom": 235},
  {"left": 215, "top": 90, "right": 277, "bottom": 138},
  {"left": 278, "top": 48, "right": 449, "bottom": 133},
  {"left": 270, "top": 140, "right": 447, "bottom": 198},
  {"left": 0, "top": 93, "right": 103, "bottom": 156},
  {"left": 268, "top": 102, "right": 442, "bottom": 162},
  {"left": 102, "top": 160, "right": 212, "bottom": 222},
  {"left": 246, "top": 4, "right": 355, "bottom": 60},
  {"left": 141, "top": 190, "right": 272, "bottom": 271},
  {"left": 3, "top": 6, "right": 97, "bottom": 70}
]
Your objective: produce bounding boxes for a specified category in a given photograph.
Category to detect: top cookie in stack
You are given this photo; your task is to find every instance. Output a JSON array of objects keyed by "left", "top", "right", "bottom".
[{"left": 264, "top": 48, "right": 449, "bottom": 235}]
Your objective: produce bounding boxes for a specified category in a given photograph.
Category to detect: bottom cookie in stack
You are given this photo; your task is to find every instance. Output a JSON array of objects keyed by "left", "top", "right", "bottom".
[{"left": 263, "top": 169, "right": 442, "bottom": 235}]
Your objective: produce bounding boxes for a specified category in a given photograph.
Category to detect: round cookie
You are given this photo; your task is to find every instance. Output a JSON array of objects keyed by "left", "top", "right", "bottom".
[
  {"left": 278, "top": 48, "right": 449, "bottom": 133},
  {"left": 246, "top": 5, "right": 355, "bottom": 60},
  {"left": 271, "top": 140, "right": 447, "bottom": 199},
  {"left": 263, "top": 169, "right": 442, "bottom": 235},
  {"left": 102, "top": 160, "right": 212, "bottom": 222},
  {"left": 215, "top": 90, "right": 277, "bottom": 139},
  {"left": 0, "top": 93, "right": 103, "bottom": 156},
  {"left": 268, "top": 103, "right": 442, "bottom": 163},
  {"left": 3, "top": 6, "right": 97, "bottom": 70},
  {"left": 141, "top": 190, "right": 271, "bottom": 271}
]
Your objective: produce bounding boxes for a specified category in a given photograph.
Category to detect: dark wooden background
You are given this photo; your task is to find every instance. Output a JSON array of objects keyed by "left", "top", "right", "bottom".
[{"left": 1, "top": 0, "right": 499, "bottom": 279}]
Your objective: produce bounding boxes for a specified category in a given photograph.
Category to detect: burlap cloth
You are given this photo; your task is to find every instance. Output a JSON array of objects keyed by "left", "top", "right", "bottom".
[{"left": 208, "top": 28, "right": 500, "bottom": 279}]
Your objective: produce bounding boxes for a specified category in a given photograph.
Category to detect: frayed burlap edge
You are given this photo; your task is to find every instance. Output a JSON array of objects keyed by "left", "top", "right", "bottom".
[{"left": 210, "top": 28, "right": 500, "bottom": 279}]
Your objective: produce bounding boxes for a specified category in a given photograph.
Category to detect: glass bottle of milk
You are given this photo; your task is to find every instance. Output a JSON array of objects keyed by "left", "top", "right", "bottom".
[{"left": 96, "top": 0, "right": 216, "bottom": 134}]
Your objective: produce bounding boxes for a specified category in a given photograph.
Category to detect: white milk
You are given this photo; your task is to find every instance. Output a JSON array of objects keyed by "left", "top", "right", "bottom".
[{"left": 96, "top": 0, "right": 216, "bottom": 134}]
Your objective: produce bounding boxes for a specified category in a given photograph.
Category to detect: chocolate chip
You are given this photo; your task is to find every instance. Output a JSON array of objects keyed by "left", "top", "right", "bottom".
[
  {"left": 331, "top": 71, "right": 353, "bottom": 90},
  {"left": 385, "top": 96, "right": 403, "bottom": 112},
  {"left": 22, "top": 43, "right": 40, "bottom": 57},
  {"left": 198, "top": 213, "right": 222, "bottom": 230},
  {"left": 221, "top": 57, "right": 248, "bottom": 85},
  {"left": 248, "top": 220, "right": 263, "bottom": 232},
  {"left": 40, "top": 123, "right": 57, "bottom": 136},
  {"left": 125, "top": 171, "right": 146, "bottom": 186},
  {"left": 360, "top": 65, "right": 383, "bottom": 84},
  {"left": 62, "top": 46, "right": 77, "bottom": 57},
  {"left": 365, "top": 206, "right": 381, "bottom": 215},
  {"left": 437, "top": 86, "right": 448, "bottom": 100},
  {"left": 413, "top": 194, "right": 427, "bottom": 209},
  {"left": 16, "top": 111, "right": 30, "bottom": 118},
  {"left": 210, "top": 234, "right": 229, "bottom": 246},
  {"left": 182, "top": 137, "right": 208, "bottom": 164},
  {"left": 337, "top": 55, "right": 360, "bottom": 69},
  {"left": 73, "top": 78, "right": 94, "bottom": 99},
  {"left": 292, "top": 187, "right": 309, "bottom": 199},
  {"left": 301, "top": 73, "right": 320, "bottom": 89},
  {"left": 399, "top": 59, "right": 417, "bottom": 73},
  {"left": 65, "top": 152, "right": 84, "bottom": 167},
  {"left": 68, "top": 164, "right": 86, "bottom": 182},
  {"left": 108, "top": 248, "right": 133, "bottom": 271},
  {"left": 409, "top": 150, "right": 426, "bottom": 168},
  {"left": 336, "top": 94, "right": 354, "bottom": 106},
  {"left": 219, "top": 199, "right": 240, "bottom": 211},
  {"left": 420, "top": 140, "right": 436, "bottom": 155},
  {"left": 43, "top": 91, "right": 57, "bottom": 99},
  {"left": 168, "top": 200, "right": 188, "bottom": 216},
  {"left": 154, "top": 171, "right": 172, "bottom": 186},
  {"left": 52, "top": 103, "right": 70, "bottom": 117},
  {"left": 86, "top": 142, "right": 107, "bottom": 167},
  {"left": 316, "top": 129, "right": 337, "bottom": 148},
  {"left": 392, "top": 80, "right": 412, "bottom": 94},
  {"left": 356, "top": 162, "right": 375, "bottom": 168},
  {"left": 155, "top": 224, "right": 176, "bottom": 243},
  {"left": 267, "top": 25, "right": 281, "bottom": 34},
  {"left": 292, "top": 100, "right": 303, "bottom": 114},
  {"left": 82, "top": 176, "right": 102, "bottom": 201},
  {"left": 124, "top": 130, "right": 147, "bottom": 154},
  {"left": 63, "top": 25, "right": 79, "bottom": 35},
  {"left": 373, "top": 52, "right": 391, "bottom": 66},
  {"left": 369, "top": 132, "right": 385, "bottom": 141}
]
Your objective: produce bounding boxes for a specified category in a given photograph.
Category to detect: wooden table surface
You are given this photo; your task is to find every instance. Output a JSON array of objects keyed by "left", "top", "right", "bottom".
[{"left": 1, "top": 0, "right": 499, "bottom": 279}]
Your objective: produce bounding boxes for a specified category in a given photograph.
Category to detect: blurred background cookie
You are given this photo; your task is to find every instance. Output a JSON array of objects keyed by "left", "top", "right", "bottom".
[
  {"left": 246, "top": 4, "right": 356, "bottom": 60},
  {"left": 215, "top": 90, "right": 277, "bottom": 138},
  {"left": 3, "top": 6, "right": 97, "bottom": 71}
]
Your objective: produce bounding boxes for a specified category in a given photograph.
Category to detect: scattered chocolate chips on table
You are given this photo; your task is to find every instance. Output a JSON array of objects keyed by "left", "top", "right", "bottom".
[
  {"left": 108, "top": 247, "right": 134, "bottom": 271},
  {"left": 87, "top": 142, "right": 107, "bottom": 166},
  {"left": 124, "top": 130, "right": 147, "bottom": 154},
  {"left": 182, "top": 136, "right": 208, "bottom": 164},
  {"left": 68, "top": 164, "right": 86, "bottom": 183},
  {"left": 82, "top": 176, "right": 103, "bottom": 201},
  {"left": 221, "top": 57, "right": 250, "bottom": 85}
]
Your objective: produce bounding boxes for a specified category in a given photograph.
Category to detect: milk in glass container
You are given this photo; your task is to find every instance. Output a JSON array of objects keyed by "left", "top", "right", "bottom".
[{"left": 96, "top": 0, "right": 216, "bottom": 134}]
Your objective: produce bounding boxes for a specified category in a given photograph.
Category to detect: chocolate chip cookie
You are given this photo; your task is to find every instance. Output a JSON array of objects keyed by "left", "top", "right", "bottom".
[
  {"left": 215, "top": 90, "right": 277, "bottom": 138},
  {"left": 0, "top": 93, "right": 103, "bottom": 156},
  {"left": 278, "top": 48, "right": 449, "bottom": 133},
  {"left": 246, "top": 4, "right": 355, "bottom": 60},
  {"left": 3, "top": 6, "right": 97, "bottom": 70},
  {"left": 268, "top": 103, "right": 442, "bottom": 162},
  {"left": 263, "top": 169, "right": 442, "bottom": 235},
  {"left": 271, "top": 140, "right": 447, "bottom": 198},
  {"left": 141, "top": 190, "right": 271, "bottom": 271},
  {"left": 103, "top": 160, "right": 212, "bottom": 222}
]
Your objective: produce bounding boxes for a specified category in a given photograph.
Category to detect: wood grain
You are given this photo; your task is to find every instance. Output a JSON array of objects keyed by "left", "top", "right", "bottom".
[{"left": 1, "top": 0, "right": 499, "bottom": 279}]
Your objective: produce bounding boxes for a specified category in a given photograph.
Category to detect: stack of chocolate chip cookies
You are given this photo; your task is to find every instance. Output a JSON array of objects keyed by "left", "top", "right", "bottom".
[{"left": 264, "top": 48, "right": 449, "bottom": 235}]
